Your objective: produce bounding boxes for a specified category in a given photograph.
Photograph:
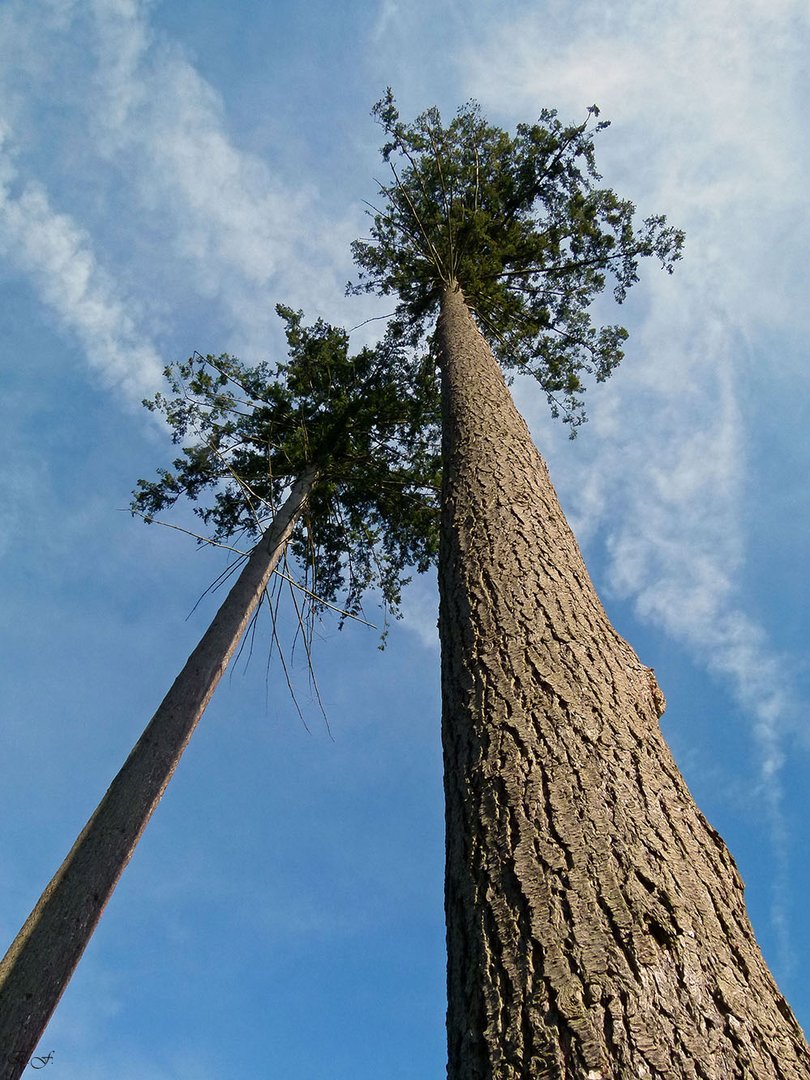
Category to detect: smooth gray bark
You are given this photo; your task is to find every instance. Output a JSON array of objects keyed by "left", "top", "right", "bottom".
[
  {"left": 0, "top": 467, "right": 317, "bottom": 1080},
  {"left": 437, "top": 282, "right": 809, "bottom": 1079}
]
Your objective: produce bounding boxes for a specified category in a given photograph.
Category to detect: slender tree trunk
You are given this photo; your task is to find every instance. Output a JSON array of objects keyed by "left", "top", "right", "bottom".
[
  {"left": 0, "top": 467, "right": 318, "bottom": 1080},
  {"left": 437, "top": 282, "right": 810, "bottom": 1079}
]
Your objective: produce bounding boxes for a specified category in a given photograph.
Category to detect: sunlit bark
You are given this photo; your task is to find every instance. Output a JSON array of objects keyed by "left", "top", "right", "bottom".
[{"left": 438, "top": 282, "right": 809, "bottom": 1079}]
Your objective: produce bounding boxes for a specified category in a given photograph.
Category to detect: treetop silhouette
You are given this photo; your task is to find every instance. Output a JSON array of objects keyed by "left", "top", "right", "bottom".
[
  {"left": 134, "top": 303, "right": 441, "bottom": 630},
  {"left": 351, "top": 90, "right": 684, "bottom": 428}
]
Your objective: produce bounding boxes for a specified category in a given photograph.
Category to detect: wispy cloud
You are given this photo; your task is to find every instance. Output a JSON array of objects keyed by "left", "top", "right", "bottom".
[
  {"left": 401, "top": 575, "right": 440, "bottom": 650},
  {"left": 371, "top": 0, "right": 401, "bottom": 44},
  {"left": 0, "top": 0, "right": 360, "bottom": 372},
  {"left": 88, "top": 3, "right": 303, "bottom": 278},
  {"left": 84, "top": 0, "right": 363, "bottom": 348},
  {"left": 0, "top": 125, "right": 163, "bottom": 399},
  {"left": 462, "top": 0, "right": 807, "bottom": 329}
]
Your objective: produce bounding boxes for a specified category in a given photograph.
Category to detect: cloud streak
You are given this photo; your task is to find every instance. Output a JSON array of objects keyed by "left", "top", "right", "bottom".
[
  {"left": 0, "top": 0, "right": 361, "bottom": 375},
  {"left": 83, "top": 0, "right": 361, "bottom": 350},
  {"left": 0, "top": 126, "right": 163, "bottom": 399}
]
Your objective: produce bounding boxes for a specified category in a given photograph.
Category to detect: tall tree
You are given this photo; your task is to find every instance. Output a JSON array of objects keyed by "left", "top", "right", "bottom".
[
  {"left": 352, "top": 93, "right": 810, "bottom": 1079},
  {"left": 0, "top": 309, "right": 440, "bottom": 1080}
]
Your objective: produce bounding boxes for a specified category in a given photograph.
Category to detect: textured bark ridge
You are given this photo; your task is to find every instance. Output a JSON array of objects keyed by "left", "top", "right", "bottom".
[
  {"left": 437, "top": 283, "right": 810, "bottom": 1080},
  {"left": 0, "top": 469, "right": 317, "bottom": 1080}
]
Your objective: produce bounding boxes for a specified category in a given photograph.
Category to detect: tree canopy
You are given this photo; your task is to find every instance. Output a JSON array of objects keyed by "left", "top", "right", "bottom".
[
  {"left": 350, "top": 91, "right": 684, "bottom": 428},
  {"left": 133, "top": 305, "right": 441, "bottom": 630}
]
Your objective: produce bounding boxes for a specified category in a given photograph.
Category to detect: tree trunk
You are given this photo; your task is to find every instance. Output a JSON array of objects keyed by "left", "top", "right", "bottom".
[
  {"left": 0, "top": 467, "right": 318, "bottom": 1080},
  {"left": 437, "top": 282, "right": 810, "bottom": 1079}
]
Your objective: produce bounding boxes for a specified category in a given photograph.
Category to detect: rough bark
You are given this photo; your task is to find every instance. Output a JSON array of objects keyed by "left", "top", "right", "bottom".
[
  {"left": 437, "top": 282, "right": 810, "bottom": 1080},
  {"left": 0, "top": 467, "right": 317, "bottom": 1080}
]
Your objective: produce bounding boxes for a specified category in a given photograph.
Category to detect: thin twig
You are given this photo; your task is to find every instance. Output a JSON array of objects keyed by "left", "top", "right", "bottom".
[
  {"left": 347, "top": 312, "right": 397, "bottom": 334},
  {"left": 283, "top": 553, "right": 333, "bottom": 739},
  {"left": 388, "top": 160, "right": 448, "bottom": 281},
  {"left": 272, "top": 569, "right": 377, "bottom": 629},
  {"left": 261, "top": 582, "right": 312, "bottom": 733},
  {"left": 127, "top": 510, "right": 250, "bottom": 556}
]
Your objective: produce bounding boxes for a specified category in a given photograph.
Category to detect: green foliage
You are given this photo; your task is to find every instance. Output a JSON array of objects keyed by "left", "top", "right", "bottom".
[
  {"left": 133, "top": 306, "right": 441, "bottom": 630},
  {"left": 350, "top": 91, "right": 684, "bottom": 428}
]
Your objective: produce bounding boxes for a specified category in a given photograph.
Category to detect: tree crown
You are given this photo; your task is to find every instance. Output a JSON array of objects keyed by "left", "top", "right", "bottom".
[
  {"left": 133, "top": 306, "right": 441, "bottom": 631},
  {"left": 350, "top": 91, "right": 684, "bottom": 428}
]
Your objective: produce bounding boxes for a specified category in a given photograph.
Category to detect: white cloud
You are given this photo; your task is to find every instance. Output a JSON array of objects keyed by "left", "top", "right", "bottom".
[
  {"left": 0, "top": 127, "right": 163, "bottom": 399},
  {"left": 89, "top": 2, "right": 296, "bottom": 284},
  {"left": 83, "top": 0, "right": 354, "bottom": 350},
  {"left": 0, "top": 0, "right": 361, "bottom": 372},
  {"left": 401, "top": 574, "right": 440, "bottom": 650},
  {"left": 371, "top": 0, "right": 401, "bottom": 44},
  {"left": 463, "top": 0, "right": 808, "bottom": 324}
]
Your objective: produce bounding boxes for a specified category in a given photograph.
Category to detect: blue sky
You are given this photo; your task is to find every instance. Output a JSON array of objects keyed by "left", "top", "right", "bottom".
[{"left": 1, "top": 0, "right": 808, "bottom": 1075}]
